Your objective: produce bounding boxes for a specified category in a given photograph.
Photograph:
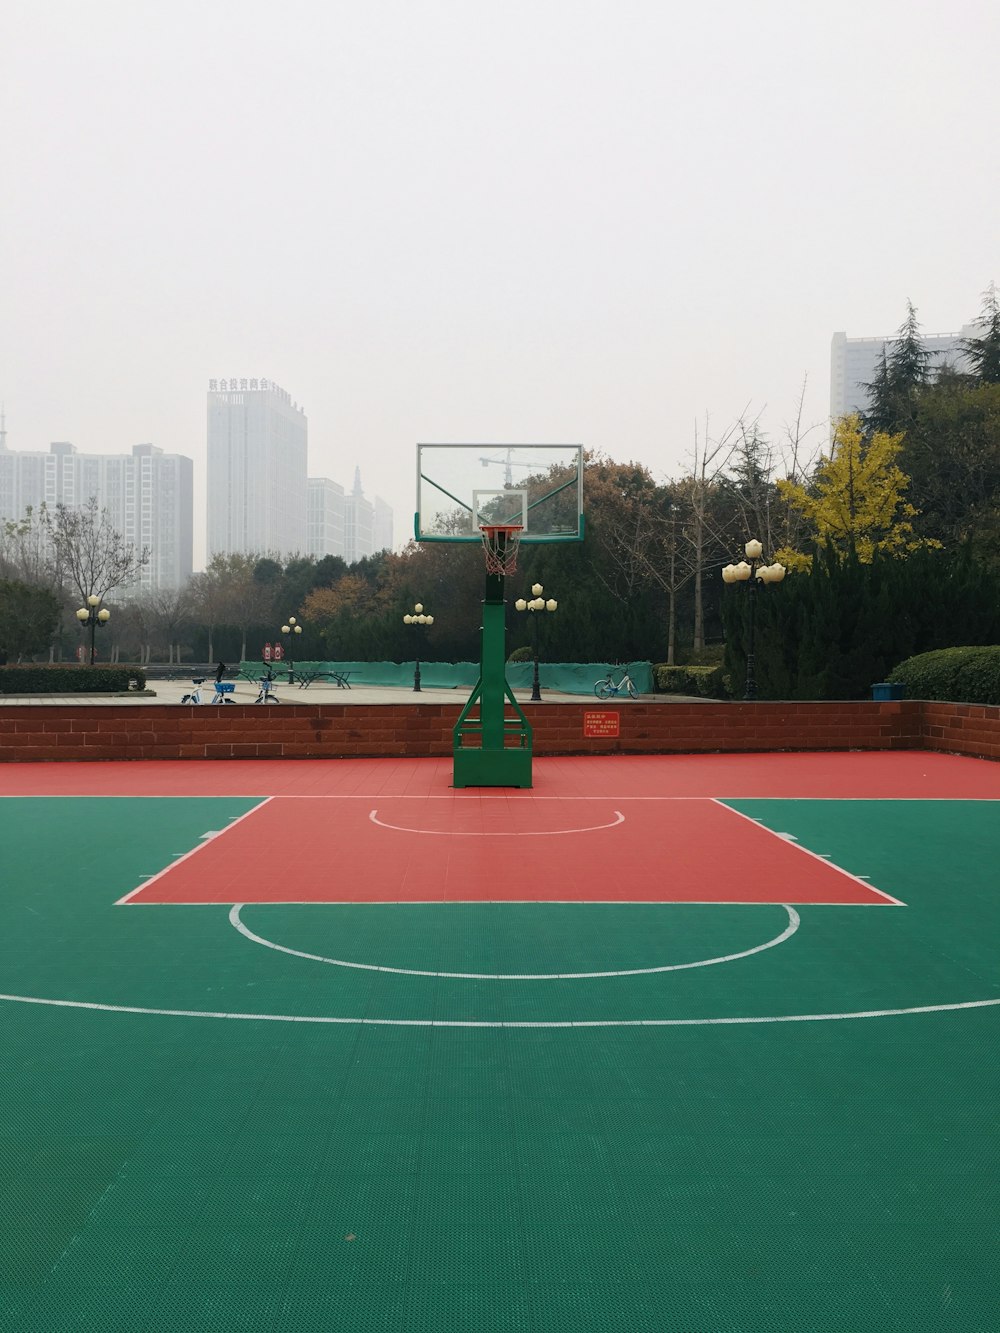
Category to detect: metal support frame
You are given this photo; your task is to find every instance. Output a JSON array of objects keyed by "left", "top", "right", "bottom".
[{"left": 453, "top": 559, "right": 533, "bottom": 788}]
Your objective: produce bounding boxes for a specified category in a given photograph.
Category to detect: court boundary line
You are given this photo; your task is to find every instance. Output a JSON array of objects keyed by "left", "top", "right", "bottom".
[
  {"left": 125, "top": 898, "right": 887, "bottom": 907},
  {"left": 712, "top": 799, "right": 906, "bottom": 906},
  {"left": 6, "top": 794, "right": 1000, "bottom": 801},
  {"left": 116, "top": 796, "right": 900, "bottom": 908},
  {"left": 114, "top": 797, "right": 273, "bottom": 905},
  {"left": 0, "top": 988, "right": 996, "bottom": 1028},
  {"left": 228, "top": 903, "right": 800, "bottom": 979}
]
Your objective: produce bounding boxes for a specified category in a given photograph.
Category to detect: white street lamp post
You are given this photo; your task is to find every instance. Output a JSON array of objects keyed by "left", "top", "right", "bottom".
[
  {"left": 280, "top": 616, "right": 303, "bottom": 684},
  {"left": 75, "top": 594, "right": 111, "bottom": 666},
  {"left": 721, "top": 541, "right": 786, "bottom": 700},
  {"left": 514, "top": 583, "right": 557, "bottom": 701},
  {"left": 403, "top": 603, "right": 434, "bottom": 692}
]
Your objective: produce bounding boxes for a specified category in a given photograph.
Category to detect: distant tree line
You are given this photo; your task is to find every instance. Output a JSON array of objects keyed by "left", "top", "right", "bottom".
[{"left": 3, "top": 283, "right": 999, "bottom": 698}]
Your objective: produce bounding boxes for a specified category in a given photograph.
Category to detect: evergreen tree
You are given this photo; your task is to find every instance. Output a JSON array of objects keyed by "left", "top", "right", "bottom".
[
  {"left": 862, "top": 300, "right": 930, "bottom": 434},
  {"left": 887, "top": 299, "right": 931, "bottom": 390},
  {"left": 0, "top": 578, "right": 62, "bottom": 661},
  {"left": 861, "top": 345, "right": 895, "bottom": 434},
  {"left": 961, "top": 282, "right": 1000, "bottom": 383},
  {"left": 898, "top": 379, "right": 1000, "bottom": 555}
]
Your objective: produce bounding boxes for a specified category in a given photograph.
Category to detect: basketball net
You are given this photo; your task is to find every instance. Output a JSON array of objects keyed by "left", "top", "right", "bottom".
[{"left": 479, "top": 524, "right": 523, "bottom": 576}]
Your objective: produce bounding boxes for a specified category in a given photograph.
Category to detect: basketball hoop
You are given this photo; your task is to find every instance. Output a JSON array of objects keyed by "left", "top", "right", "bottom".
[{"left": 479, "top": 524, "right": 523, "bottom": 576}]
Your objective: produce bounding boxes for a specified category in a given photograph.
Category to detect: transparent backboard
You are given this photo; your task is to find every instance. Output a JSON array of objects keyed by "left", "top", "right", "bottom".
[{"left": 415, "top": 444, "right": 584, "bottom": 543}]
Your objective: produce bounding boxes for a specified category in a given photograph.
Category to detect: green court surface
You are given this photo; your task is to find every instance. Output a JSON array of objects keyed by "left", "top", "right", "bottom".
[{"left": 0, "top": 768, "right": 998, "bottom": 1331}]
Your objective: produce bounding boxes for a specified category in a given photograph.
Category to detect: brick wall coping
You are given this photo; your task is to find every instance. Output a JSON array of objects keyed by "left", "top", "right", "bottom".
[{"left": 0, "top": 699, "right": 997, "bottom": 763}]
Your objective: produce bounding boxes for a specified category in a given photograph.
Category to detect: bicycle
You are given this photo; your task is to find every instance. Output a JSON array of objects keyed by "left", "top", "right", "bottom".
[
  {"left": 180, "top": 678, "right": 237, "bottom": 705},
  {"left": 594, "top": 665, "right": 640, "bottom": 700},
  {"left": 254, "top": 670, "right": 281, "bottom": 704}
]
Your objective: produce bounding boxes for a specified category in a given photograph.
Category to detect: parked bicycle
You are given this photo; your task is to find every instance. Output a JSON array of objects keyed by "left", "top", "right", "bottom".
[
  {"left": 254, "top": 669, "right": 281, "bottom": 704},
  {"left": 594, "top": 665, "right": 640, "bottom": 700},
  {"left": 180, "top": 678, "right": 237, "bottom": 705}
]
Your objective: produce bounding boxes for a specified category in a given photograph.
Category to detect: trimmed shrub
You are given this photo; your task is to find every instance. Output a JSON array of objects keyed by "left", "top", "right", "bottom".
[
  {"left": 654, "top": 663, "right": 729, "bottom": 698},
  {"left": 888, "top": 647, "right": 1000, "bottom": 705},
  {"left": 0, "top": 665, "right": 146, "bottom": 694},
  {"left": 683, "top": 644, "right": 726, "bottom": 667},
  {"left": 507, "top": 646, "right": 533, "bottom": 663}
]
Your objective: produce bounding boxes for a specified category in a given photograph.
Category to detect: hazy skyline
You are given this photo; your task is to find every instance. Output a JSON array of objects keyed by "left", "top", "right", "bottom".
[{"left": 3, "top": 0, "right": 997, "bottom": 568}]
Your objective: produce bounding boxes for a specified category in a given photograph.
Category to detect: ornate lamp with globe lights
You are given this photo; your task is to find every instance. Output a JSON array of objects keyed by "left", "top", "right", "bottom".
[
  {"left": 280, "top": 616, "right": 303, "bottom": 684},
  {"left": 721, "top": 540, "right": 786, "bottom": 700},
  {"left": 75, "top": 594, "right": 111, "bottom": 666},
  {"left": 514, "top": 583, "right": 557, "bottom": 702},
  {"left": 403, "top": 603, "right": 434, "bottom": 692}
]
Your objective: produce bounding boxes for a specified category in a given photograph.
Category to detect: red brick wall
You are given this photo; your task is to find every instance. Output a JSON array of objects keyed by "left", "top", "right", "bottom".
[
  {"left": 919, "top": 703, "right": 1000, "bottom": 760},
  {"left": 3, "top": 697, "right": 995, "bottom": 762}
]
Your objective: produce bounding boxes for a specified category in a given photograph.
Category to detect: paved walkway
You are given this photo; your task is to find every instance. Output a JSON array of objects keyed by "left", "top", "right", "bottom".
[{"left": 0, "top": 678, "right": 709, "bottom": 706}]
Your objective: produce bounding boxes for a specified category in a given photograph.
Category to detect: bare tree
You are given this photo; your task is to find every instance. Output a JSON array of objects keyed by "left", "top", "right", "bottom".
[
  {"left": 145, "top": 586, "right": 192, "bottom": 664},
  {"left": 0, "top": 505, "right": 60, "bottom": 593},
  {"left": 219, "top": 554, "right": 269, "bottom": 661},
  {"left": 770, "top": 374, "right": 825, "bottom": 558},
  {"left": 189, "top": 568, "right": 228, "bottom": 662},
  {"left": 191, "top": 554, "right": 270, "bottom": 662},
  {"left": 51, "top": 498, "right": 148, "bottom": 604},
  {"left": 683, "top": 413, "right": 747, "bottom": 651},
  {"left": 601, "top": 499, "right": 694, "bottom": 665}
]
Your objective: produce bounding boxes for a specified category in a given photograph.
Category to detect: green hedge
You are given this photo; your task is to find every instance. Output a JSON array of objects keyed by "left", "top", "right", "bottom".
[
  {"left": 0, "top": 665, "right": 146, "bottom": 694},
  {"left": 654, "top": 664, "right": 729, "bottom": 698},
  {"left": 722, "top": 546, "right": 1000, "bottom": 700},
  {"left": 888, "top": 646, "right": 1000, "bottom": 705}
]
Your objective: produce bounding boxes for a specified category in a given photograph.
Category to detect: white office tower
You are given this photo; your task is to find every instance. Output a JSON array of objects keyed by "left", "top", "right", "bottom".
[
  {"left": 343, "top": 467, "right": 374, "bottom": 565},
  {"left": 0, "top": 437, "right": 193, "bottom": 591},
  {"left": 307, "top": 477, "right": 346, "bottom": 559},
  {"left": 207, "top": 378, "right": 307, "bottom": 560},
  {"left": 831, "top": 326, "right": 976, "bottom": 421}
]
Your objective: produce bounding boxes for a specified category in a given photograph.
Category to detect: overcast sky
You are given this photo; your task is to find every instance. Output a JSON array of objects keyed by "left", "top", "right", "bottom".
[{"left": 2, "top": 0, "right": 997, "bottom": 568}]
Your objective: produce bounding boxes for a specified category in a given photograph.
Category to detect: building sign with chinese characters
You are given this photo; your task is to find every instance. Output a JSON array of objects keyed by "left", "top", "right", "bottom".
[
  {"left": 583, "top": 711, "right": 620, "bottom": 738},
  {"left": 208, "top": 378, "right": 302, "bottom": 411}
]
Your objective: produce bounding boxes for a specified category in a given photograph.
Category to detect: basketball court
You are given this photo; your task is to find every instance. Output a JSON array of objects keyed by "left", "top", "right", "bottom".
[{"left": 1, "top": 749, "right": 997, "bottom": 1330}]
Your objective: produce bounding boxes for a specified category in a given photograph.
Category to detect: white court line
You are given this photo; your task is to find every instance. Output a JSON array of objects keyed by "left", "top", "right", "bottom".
[
  {"left": 228, "top": 904, "right": 800, "bottom": 979},
  {"left": 8, "top": 794, "right": 1000, "bottom": 801},
  {"left": 114, "top": 798, "right": 273, "bottom": 904},
  {"left": 128, "top": 898, "right": 880, "bottom": 907},
  {"left": 712, "top": 799, "right": 906, "bottom": 906},
  {"left": 0, "top": 988, "right": 996, "bottom": 1028},
  {"left": 368, "top": 808, "right": 625, "bottom": 836}
]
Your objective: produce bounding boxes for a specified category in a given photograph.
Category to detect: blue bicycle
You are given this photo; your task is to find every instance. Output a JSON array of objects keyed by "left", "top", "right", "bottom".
[
  {"left": 181, "top": 678, "right": 236, "bottom": 704},
  {"left": 594, "top": 665, "right": 639, "bottom": 700}
]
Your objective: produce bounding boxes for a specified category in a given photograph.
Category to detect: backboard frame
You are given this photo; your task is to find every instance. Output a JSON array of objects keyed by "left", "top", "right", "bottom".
[{"left": 415, "top": 443, "right": 584, "bottom": 544}]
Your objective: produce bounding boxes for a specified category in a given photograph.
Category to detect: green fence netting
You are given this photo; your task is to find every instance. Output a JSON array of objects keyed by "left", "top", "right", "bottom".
[{"left": 239, "top": 660, "right": 654, "bottom": 696}]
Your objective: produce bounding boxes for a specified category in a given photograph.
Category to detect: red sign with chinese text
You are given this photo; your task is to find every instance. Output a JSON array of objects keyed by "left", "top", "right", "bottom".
[{"left": 583, "top": 711, "right": 620, "bottom": 738}]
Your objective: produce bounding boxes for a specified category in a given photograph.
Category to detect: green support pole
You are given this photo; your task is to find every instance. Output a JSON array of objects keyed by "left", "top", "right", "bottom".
[{"left": 453, "top": 559, "right": 533, "bottom": 788}]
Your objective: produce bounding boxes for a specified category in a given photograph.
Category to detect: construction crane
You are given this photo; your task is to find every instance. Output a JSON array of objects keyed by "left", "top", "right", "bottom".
[{"left": 478, "top": 449, "right": 537, "bottom": 486}]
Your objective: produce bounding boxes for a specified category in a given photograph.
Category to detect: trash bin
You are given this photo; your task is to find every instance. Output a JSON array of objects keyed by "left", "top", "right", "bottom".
[{"left": 872, "top": 682, "right": 904, "bottom": 701}]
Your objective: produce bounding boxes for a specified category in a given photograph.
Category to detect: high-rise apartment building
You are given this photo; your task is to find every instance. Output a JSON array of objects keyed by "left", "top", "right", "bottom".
[
  {"left": 206, "top": 378, "right": 308, "bottom": 560},
  {"left": 0, "top": 437, "right": 193, "bottom": 591},
  {"left": 830, "top": 326, "right": 976, "bottom": 421}
]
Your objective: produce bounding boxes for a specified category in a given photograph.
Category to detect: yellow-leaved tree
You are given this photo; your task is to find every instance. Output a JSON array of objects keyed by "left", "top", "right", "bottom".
[{"left": 774, "top": 413, "right": 939, "bottom": 571}]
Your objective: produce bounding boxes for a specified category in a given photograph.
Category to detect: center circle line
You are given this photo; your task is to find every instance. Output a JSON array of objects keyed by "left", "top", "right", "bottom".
[
  {"left": 227, "top": 903, "right": 801, "bottom": 980},
  {"left": 368, "top": 808, "right": 626, "bottom": 835}
]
